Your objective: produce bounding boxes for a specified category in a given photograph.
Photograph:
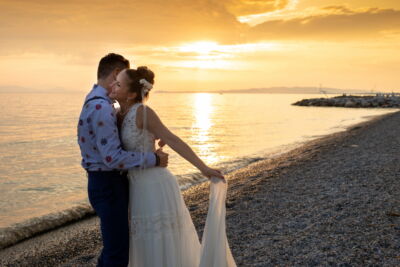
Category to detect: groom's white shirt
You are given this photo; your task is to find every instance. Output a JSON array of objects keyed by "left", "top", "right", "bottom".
[{"left": 77, "top": 84, "right": 156, "bottom": 171}]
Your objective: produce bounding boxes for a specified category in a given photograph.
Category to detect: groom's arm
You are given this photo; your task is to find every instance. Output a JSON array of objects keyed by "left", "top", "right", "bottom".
[{"left": 90, "top": 100, "right": 157, "bottom": 169}]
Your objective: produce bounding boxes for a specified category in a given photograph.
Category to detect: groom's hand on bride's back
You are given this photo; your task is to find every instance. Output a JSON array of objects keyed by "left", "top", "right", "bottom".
[{"left": 155, "top": 148, "right": 169, "bottom": 167}]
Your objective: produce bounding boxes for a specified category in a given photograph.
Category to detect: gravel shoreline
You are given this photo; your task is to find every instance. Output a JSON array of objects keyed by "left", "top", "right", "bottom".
[{"left": 1, "top": 112, "right": 399, "bottom": 266}]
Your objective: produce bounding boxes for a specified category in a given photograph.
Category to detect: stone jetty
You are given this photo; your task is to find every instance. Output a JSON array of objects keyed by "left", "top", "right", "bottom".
[{"left": 293, "top": 94, "right": 400, "bottom": 108}]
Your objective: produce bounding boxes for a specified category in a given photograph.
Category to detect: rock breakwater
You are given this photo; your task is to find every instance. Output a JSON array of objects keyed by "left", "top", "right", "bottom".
[{"left": 293, "top": 94, "right": 400, "bottom": 108}]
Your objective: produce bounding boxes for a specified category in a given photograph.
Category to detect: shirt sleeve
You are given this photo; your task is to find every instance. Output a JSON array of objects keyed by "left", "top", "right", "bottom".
[{"left": 90, "top": 100, "right": 156, "bottom": 169}]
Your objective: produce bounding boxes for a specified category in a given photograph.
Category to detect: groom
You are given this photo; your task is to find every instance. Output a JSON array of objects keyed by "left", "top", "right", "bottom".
[{"left": 77, "top": 53, "right": 168, "bottom": 267}]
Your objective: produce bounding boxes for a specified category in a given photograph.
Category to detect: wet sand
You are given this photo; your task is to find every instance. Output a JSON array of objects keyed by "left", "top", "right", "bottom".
[{"left": 1, "top": 111, "right": 399, "bottom": 266}]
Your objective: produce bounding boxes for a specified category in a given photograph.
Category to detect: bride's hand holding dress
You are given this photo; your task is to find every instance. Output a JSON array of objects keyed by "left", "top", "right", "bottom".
[{"left": 136, "top": 105, "right": 224, "bottom": 180}]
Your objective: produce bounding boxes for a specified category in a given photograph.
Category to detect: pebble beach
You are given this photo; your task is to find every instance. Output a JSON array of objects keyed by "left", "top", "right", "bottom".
[{"left": 1, "top": 111, "right": 399, "bottom": 266}]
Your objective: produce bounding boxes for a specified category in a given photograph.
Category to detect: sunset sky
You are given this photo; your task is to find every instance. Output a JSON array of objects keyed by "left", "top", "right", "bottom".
[{"left": 0, "top": 0, "right": 399, "bottom": 92}]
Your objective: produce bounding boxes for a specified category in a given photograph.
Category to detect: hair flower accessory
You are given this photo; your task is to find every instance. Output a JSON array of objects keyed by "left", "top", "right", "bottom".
[{"left": 139, "top": 79, "right": 153, "bottom": 94}]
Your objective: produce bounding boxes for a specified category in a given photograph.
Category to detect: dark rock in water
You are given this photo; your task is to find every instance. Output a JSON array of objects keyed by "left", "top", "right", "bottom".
[{"left": 293, "top": 94, "right": 400, "bottom": 108}]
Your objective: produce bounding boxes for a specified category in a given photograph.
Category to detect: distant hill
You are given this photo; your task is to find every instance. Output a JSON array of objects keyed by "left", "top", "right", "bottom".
[
  {"left": 220, "top": 87, "right": 374, "bottom": 94},
  {"left": 0, "top": 85, "right": 384, "bottom": 95},
  {"left": 0, "top": 86, "right": 75, "bottom": 93},
  {"left": 0, "top": 86, "right": 39, "bottom": 93},
  {"left": 157, "top": 87, "right": 377, "bottom": 94}
]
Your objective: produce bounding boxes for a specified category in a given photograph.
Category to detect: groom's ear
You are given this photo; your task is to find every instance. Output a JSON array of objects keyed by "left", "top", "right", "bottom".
[{"left": 111, "top": 68, "right": 121, "bottom": 80}]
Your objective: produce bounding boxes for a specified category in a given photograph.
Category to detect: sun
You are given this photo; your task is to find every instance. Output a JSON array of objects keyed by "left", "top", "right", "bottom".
[
  {"left": 176, "top": 41, "right": 230, "bottom": 69},
  {"left": 169, "top": 40, "right": 281, "bottom": 70},
  {"left": 179, "top": 41, "right": 219, "bottom": 55}
]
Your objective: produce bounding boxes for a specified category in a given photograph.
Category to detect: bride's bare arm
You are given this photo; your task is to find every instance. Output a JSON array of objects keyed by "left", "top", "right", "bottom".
[{"left": 137, "top": 106, "right": 224, "bottom": 179}]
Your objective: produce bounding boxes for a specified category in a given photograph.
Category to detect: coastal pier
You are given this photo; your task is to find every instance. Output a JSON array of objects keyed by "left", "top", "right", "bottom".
[{"left": 293, "top": 93, "right": 400, "bottom": 108}]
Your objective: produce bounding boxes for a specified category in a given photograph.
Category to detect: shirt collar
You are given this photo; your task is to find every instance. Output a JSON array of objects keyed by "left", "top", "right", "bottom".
[{"left": 85, "top": 84, "right": 112, "bottom": 103}]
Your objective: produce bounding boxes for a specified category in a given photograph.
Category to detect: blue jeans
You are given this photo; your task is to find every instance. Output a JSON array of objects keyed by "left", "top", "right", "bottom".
[{"left": 87, "top": 171, "right": 129, "bottom": 267}]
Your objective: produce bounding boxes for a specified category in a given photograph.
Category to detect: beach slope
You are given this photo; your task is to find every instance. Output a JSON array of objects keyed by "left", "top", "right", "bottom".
[{"left": 1, "top": 112, "right": 399, "bottom": 266}]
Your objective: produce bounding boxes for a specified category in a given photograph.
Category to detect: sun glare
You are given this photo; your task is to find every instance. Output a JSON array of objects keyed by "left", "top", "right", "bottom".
[
  {"left": 166, "top": 41, "right": 280, "bottom": 70},
  {"left": 179, "top": 41, "right": 219, "bottom": 54},
  {"left": 191, "top": 93, "right": 219, "bottom": 164},
  {"left": 176, "top": 41, "right": 229, "bottom": 69}
]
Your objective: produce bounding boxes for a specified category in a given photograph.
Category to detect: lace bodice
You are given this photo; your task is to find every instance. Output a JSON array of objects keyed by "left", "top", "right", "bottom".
[{"left": 120, "top": 103, "right": 155, "bottom": 153}]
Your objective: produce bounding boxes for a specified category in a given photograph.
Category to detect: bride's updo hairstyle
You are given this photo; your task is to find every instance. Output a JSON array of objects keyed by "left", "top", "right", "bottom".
[{"left": 125, "top": 66, "right": 155, "bottom": 103}]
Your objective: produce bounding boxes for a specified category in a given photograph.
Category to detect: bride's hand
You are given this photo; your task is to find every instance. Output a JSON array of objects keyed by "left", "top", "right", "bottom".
[
  {"left": 157, "top": 139, "right": 166, "bottom": 148},
  {"left": 200, "top": 166, "right": 225, "bottom": 180}
]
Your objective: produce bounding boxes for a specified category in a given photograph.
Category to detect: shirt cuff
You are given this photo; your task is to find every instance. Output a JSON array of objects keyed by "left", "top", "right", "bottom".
[{"left": 145, "top": 152, "right": 157, "bottom": 167}]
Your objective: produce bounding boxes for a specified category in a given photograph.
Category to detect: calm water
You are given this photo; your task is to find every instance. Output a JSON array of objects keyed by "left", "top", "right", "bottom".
[{"left": 0, "top": 92, "right": 395, "bottom": 228}]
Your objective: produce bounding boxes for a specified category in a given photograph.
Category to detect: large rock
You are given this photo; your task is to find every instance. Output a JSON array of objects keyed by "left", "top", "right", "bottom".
[
  {"left": 360, "top": 100, "right": 370, "bottom": 107},
  {"left": 377, "top": 96, "right": 385, "bottom": 104},
  {"left": 345, "top": 100, "right": 356, "bottom": 108}
]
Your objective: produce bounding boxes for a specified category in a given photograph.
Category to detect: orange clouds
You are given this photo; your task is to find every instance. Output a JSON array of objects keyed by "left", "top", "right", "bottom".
[
  {"left": 0, "top": 0, "right": 241, "bottom": 45},
  {"left": 0, "top": 0, "right": 400, "bottom": 93},
  {"left": 1, "top": 0, "right": 399, "bottom": 55},
  {"left": 0, "top": 0, "right": 295, "bottom": 54},
  {"left": 224, "top": 0, "right": 289, "bottom": 16},
  {"left": 247, "top": 7, "right": 400, "bottom": 41}
]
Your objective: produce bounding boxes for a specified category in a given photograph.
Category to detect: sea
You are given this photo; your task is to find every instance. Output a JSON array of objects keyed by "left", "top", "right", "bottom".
[{"left": 0, "top": 92, "right": 396, "bottom": 245}]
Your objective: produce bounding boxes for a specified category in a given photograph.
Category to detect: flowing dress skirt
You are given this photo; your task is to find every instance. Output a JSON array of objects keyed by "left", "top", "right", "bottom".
[{"left": 128, "top": 167, "right": 236, "bottom": 267}]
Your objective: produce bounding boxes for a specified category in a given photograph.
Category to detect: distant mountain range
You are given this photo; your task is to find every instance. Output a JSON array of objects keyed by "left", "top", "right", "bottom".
[
  {"left": 0, "top": 86, "right": 75, "bottom": 93},
  {"left": 157, "top": 87, "right": 381, "bottom": 94},
  {"left": 0, "top": 85, "right": 387, "bottom": 94}
]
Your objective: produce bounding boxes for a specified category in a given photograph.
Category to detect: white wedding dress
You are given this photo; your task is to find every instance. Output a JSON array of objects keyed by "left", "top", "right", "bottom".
[{"left": 120, "top": 103, "right": 236, "bottom": 267}]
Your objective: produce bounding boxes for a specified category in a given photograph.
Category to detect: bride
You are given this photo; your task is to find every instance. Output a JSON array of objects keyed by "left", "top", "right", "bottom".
[{"left": 109, "top": 66, "right": 236, "bottom": 267}]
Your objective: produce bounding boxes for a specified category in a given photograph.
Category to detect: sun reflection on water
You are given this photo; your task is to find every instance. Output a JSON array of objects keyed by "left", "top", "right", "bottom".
[{"left": 191, "top": 93, "right": 219, "bottom": 165}]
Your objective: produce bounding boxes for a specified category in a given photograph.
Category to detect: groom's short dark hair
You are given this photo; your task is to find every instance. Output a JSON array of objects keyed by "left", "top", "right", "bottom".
[{"left": 97, "top": 53, "right": 130, "bottom": 79}]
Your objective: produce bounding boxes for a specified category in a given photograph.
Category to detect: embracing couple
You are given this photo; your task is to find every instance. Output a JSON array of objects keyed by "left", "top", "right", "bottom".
[{"left": 77, "top": 53, "right": 236, "bottom": 267}]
